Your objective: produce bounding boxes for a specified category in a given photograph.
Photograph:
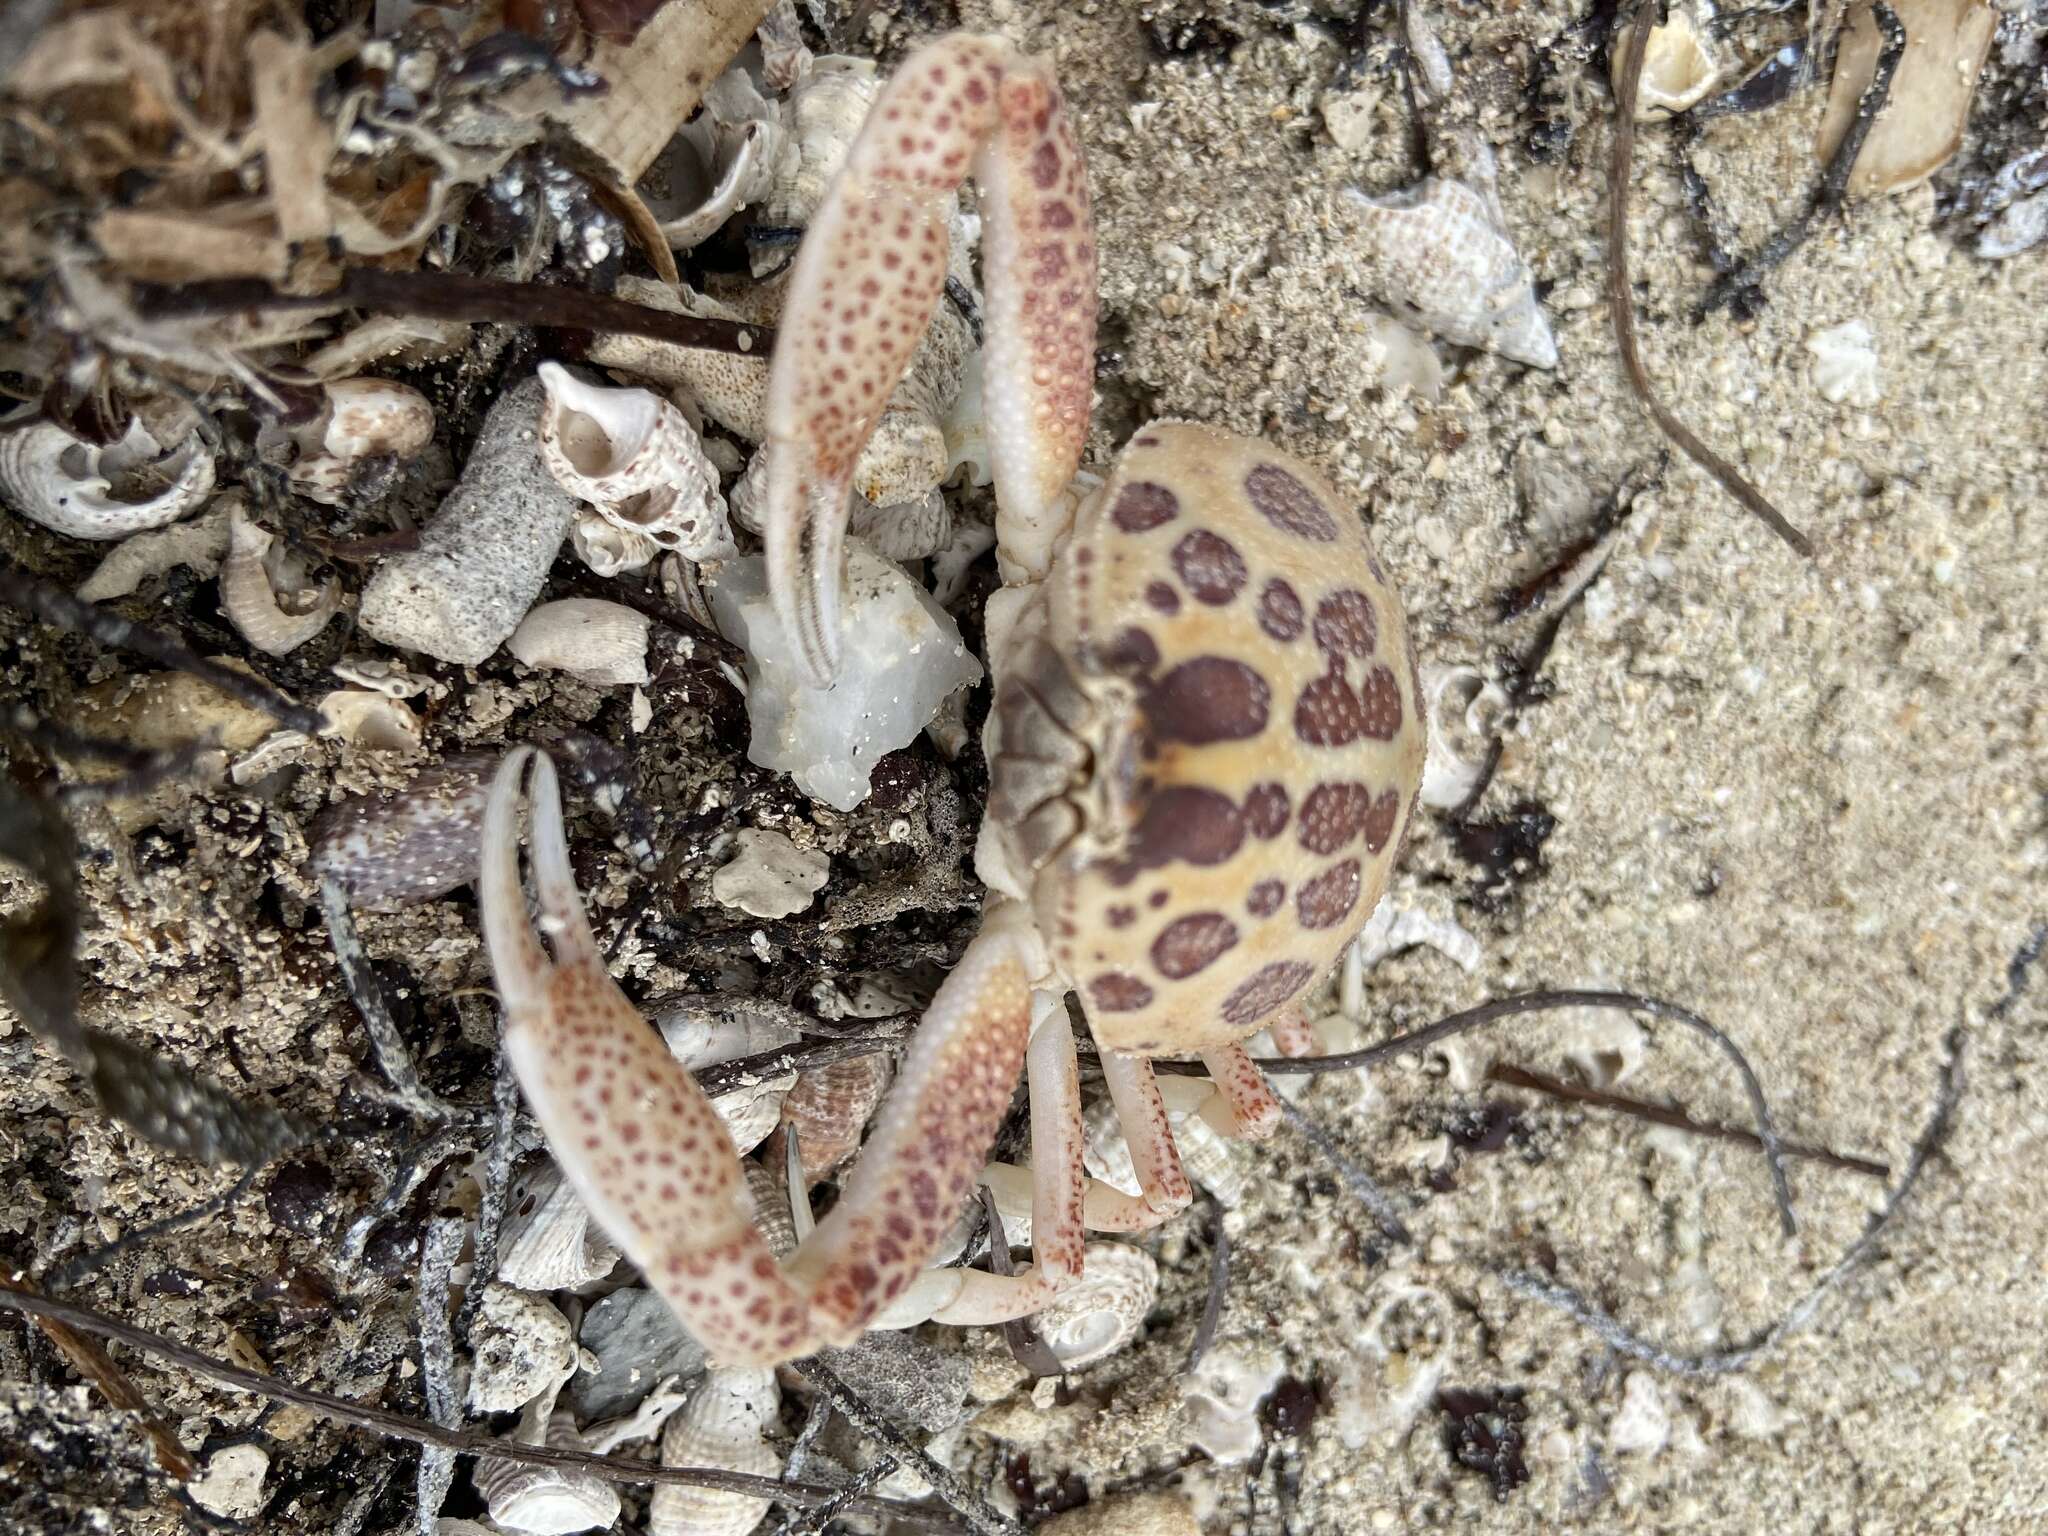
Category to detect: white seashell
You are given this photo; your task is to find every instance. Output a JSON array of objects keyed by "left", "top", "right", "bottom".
[
  {"left": 756, "top": 0, "right": 811, "bottom": 93},
  {"left": 1363, "top": 313, "right": 1443, "bottom": 402},
  {"left": 289, "top": 377, "right": 434, "bottom": 505},
  {"left": 848, "top": 486, "right": 951, "bottom": 563},
  {"left": 496, "top": 1157, "right": 622, "bottom": 1292},
  {"left": 1032, "top": 1242, "right": 1158, "bottom": 1370},
  {"left": 536, "top": 362, "right": 737, "bottom": 562},
  {"left": 328, "top": 655, "right": 438, "bottom": 699},
  {"left": 1344, "top": 178, "right": 1558, "bottom": 369},
  {"left": 1083, "top": 1093, "right": 1247, "bottom": 1209},
  {"left": 316, "top": 689, "right": 423, "bottom": 752},
  {"left": 475, "top": 1410, "right": 622, "bottom": 1535},
  {"left": 571, "top": 511, "right": 660, "bottom": 576},
  {"left": 1806, "top": 320, "right": 1882, "bottom": 408},
  {"left": 646, "top": 64, "right": 784, "bottom": 252},
  {"left": 1610, "top": 5, "right": 1721, "bottom": 120},
  {"left": 1418, "top": 662, "right": 1508, "bottom": 810},
  {"left": 467, "top": 1284, "right": 577, "bottom": 1415},
  {"left": 658, "top": 1006, "right": 801, "bottom": 1157},
  {"left": 358, "top": 376, "right": 580, "bottom": 666},
  {"left": 221, "top": 501, "right": 341, "bottom": 656},
  {"left": 231, "top": 728, "right": 313, "bottom": 786},
  {"left": 76, "top": 505, "right": 230, "bottom": 601},
  {"left": 0, "top": 415, "right": 215, "bottom": 540},
  {"left": 648, "top": 1367, "right": 782, "bottom": 1536},
  {"left": 1347, "top": 900, "right": 1483, "bottom": 979},
  {"left": 711, "top": 828, "right": 828, "bottom": 919},
  {"left": 508, "top": 598, "right": 653, "bottom": 688},
  {"left": 1183, "top": 1346, "right": 1285, "bottom": 1464},
  {"left": 753, "top": 56, "right": 880, "bottom": 277}
]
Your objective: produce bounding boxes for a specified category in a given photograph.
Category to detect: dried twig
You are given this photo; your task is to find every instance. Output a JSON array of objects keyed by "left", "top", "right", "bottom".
[
  {"left": 0, "top": 1270, "right": 195, "bottom": 1481},
  {"left": 0, "top": 1286, "right": 969, "bottom": 1532},
  {"left": 1504, "top": 1024, "right": 1964, "bottom": 1375},
  {"left": 50, "top": 1155, "right": 286, "bottom": 1289},
  {"left": 978, "top": 1184, "right": 1063, "bottom": 1379},
  {"left": 1699, "top": 2, "right": 1906, "bottom": 316},
  {"left": 1186, "top": 1194, "right": 1231, "bottom": 1372},
  {"left": 1608, "top": 3, "right": 1813, "bottom": 557},
  {"left": 1487, "top": 1061, "right": 1889, "bottom": 1178},
  {"left": 1278, "top": 1098, "right": 1412, "bottom": 1244},
  {"left": 0, "top": 563, "right": 325, "bottom": 734},
  {"left": 318, "top": 878, "right": 453, "bottom": 1122},
  {"left": 132, "top": 270, "right": 772, "bottom": 358},
  {"left": 458, "top": 1039, "right": 525, "bottom": 1337},
  {"left": 415, "top": 1216, "right": 464, "bottom": 1534}
]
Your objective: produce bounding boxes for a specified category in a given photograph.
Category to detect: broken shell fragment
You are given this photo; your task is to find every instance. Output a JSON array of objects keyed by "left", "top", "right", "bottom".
[
  {"left": 308, "top": 752, "right": 498, "bottom": 910},
  {"left": 359, "top": 376, "right": 580, "bottom": 666},
  {"left": 1344, "top": 178, "right": 1558, "bottom": 369},
  {"left": 642, "top": 64, "right": 784, "bottom": 252},
  {"left": 848, "top": 486, "right": 951, "bottom": 563},
  {"left": 1806, "top": 320, "right": 1883, "bottom": 408},
  {"left": 752, "top": 56, "right": 880, "bottom": 277},
  {"left": 1818, "top": 0, "right": 1996, "bottom": 196},
  {"left": 710, "top": 828, "right": 829, "bottom": 919},
  {"left": 508, "top": 598, "right": 653, "bottom": 688},
  {"left": 467, "top": 1284, "right": 577, "bottom": 1415},
  {"left": 658, "top": 1006, "right": 801, "bottom": 1157},
  {"left": 316, "top": 689, "right": 423, "bottom": 752},
  {"left": 220, "top": 502, "right": 342, "bottom": 656},
  {"left": 289, "top": 377, "right": 434, "bottom": 505},
  {"left": 496, "top": 1156, "right": 621, "bottom": 1292},
  {"left": 1418, "top": 662, "right": 1509, "bottom": 811},
  {"left": 648, "top": 1367, "right": 783, "bottom": 1536},
  {"left": 570, "top": 511, "right": 660, "bottom": 577},
  {"left": 536, "top": 362, "right": 737, "bottom": 562},
  {"left": 0, "top": 415, "right": 215, "bottom": 540},
  {"left": 702, "top": 544, "right": 982, "bottom": 812},
  {"left": 1610, "top": 5, "right": 1721, "bottom": 119},
  {"left": 1033, "top": 1243, "right": 1158, "bottom": 1370},
  {"left": 76, "top": 505, "right": 230, "bottom": 601}
]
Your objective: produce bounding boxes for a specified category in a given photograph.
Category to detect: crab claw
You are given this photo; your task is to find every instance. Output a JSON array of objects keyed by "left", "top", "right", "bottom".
[{"left": 766, "top": 32, "right": 1098, "bottom": 685}]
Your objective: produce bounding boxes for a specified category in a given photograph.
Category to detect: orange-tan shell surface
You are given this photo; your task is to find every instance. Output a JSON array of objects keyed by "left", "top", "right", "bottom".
[{"left": 1020, "top": 423, "right": 1426, "bottom": 1055}]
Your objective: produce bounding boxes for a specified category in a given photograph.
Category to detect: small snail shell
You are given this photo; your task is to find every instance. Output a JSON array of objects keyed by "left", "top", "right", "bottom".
[
  {"left": 1033, "top": 1242, "right": 1158, "bottom": 1370},
  {"left": 220, "top": 500, "right": 341, "bottom": 657},
  {"left": 779, "top": 1053, "right": 892, "bottom": 1186},
  {"left": 0, "top": 415, "right": 214, "bottom": 540},
  {"left": 289, "top": 377, "right": 434, "bottom": 505}
]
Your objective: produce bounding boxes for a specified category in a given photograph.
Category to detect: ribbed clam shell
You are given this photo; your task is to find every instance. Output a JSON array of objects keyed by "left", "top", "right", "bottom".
[
  {"left": 496, "top": 1158, "right": 621, "bottom": 1292},
  {"left": 649, "top": 1367, "right": 782, "bottom": 1536},
  {"left": 220, "top": 501, "right": 340, "bottom": 656},
  {"left": 309, "top": 752, "right": 498, "bottom": 910},
  {"left": 780, "top": 1053, "right": 891, "bottom": 1185},
  {"left": 508, "top": 598, "right": 653, "bottom": 688},
  {"left": 475, "top": 1412, "right": 622, "bottom": 1536},
  {"left": 1345, "top": 178, "right": 1557, "bottom": 369},
  {"left": 0, "top": 416, "right": 215, "bottom": 540},
  {"left": 1034, "top": 1243, "right": 1158, "bottom": 1370}
]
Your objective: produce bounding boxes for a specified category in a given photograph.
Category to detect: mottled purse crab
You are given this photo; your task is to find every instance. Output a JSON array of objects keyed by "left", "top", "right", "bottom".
[{"left": 483, "top": 33, "right": 1426, "bottom": 1365}]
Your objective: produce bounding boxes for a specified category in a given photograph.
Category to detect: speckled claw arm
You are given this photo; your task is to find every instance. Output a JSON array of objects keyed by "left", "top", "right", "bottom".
[
  {"left": 483, "top": 749, "right": 1039, "bottom": 1364},
  {"left": 766, "top": 32, "right": 1097, "bottom": 684}
]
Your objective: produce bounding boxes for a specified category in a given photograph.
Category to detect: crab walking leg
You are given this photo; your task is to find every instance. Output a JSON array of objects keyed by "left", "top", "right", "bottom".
[
  {"left": 484, "top": 753, "right": 1042, "bottom": 1364},
  {"left": 1097, "top": 1050, "right": 1195, "bottom": 1217},
  {"left": 1268, "top": 1005, "right": 1316, "bottom": 1059},
  {"left": 765, "top": 32, "right": 1097, "bottom": 682},
  {"left": 1198, "top": 1044, "right": 1285, "bottom": 1142}
]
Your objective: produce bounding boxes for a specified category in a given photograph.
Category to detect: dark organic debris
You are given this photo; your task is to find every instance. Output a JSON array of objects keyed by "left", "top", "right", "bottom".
[
  {"left": 1446, "top": 1100, "right": 1524, "bottom": 1154},
  {"left": 1452, "top": 800, "right": 1556, "bottom": 906},
  {"left": 1003, "top": 1454, "right": 1090, "bottom": 1523},
  {"left": 1262, "top": 1375, "right": 1321, "bottom": 1440},
  {"left": 1435, "top": 1385, "right": 1530, "bottom": 1500}
]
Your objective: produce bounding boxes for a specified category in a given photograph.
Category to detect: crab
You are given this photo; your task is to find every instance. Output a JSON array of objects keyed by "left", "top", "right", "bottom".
[{"left": 481, "top": 33, "right": 1427, "bottom": 1366}]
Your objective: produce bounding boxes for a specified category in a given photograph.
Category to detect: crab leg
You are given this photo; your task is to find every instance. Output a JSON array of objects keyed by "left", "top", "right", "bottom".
[
  {"left": 483, "top": 750, "right": 1036, "bottom": 1364},
  {"left": 1197, "top": 1045, "right": 1285, "bottom": 1142},
  {"left": 766, "top": 32, "right": 1097, "bottom": 683},
  {"left": 1098, "top": 1051, "right": 1196, "bottom": 1217}
]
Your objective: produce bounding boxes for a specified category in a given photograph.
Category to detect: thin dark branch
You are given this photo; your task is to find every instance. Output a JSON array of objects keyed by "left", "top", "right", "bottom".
[
  {"left": 1699, "top": 3, "right": 1905, "bottom": 316},
  {"left": 1486, "top": 1061, "right": 1888, "bottom": 1178},
  {"left": 1607, "top": 3, "right": 1814, "bottom": 557},
  {"left": 0, "top": 564, "right": 325, "bottom": 734},
  {"left": 693, "top": 1027, "right": 910, "bottom": 1099},
  {"left": 131, "top": 271, "right": 773, "bottom": 359},
  {"left": 1505, "top": 1023, "right": 1964, "bottom": 1375},
  {"left": 0, "top": 1286, "right": 968, "bottom": 1532},
  {"left": 1277, "top": 1097, "right": 1412, "bottom": 1243},
  {"left": 49, "top": 1156, "right": 285, "bottom": 1289},
  {"left": 978, "top": 1184, "right": 1063, "bottom": 1379},
  {"left": 1187, "top": 1194, "right": 1230, "bottom": 1372}
]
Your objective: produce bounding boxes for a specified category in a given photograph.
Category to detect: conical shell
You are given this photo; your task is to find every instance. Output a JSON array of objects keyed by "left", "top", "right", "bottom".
[
  {"left": 648, "top": 1367, "right": 782, "bottom": 1536},
  {"left": 220, "top": 500, "right": 341, "bottom": 656},
  {"left": 1034, "top": 1242, "right": 1158, "bottom": 1370},
  {"left": 780, "top": 1052, "right": 891, "bottom": 1185}
]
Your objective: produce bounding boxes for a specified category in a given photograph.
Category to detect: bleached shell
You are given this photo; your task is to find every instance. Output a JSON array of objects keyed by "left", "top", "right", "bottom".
[
  {"left": 1818, "top": 0, "right": 1996, "bottom": 197},
  {"left": 848, "top": 486, "right": 951, "bottom": 563},
  {"left": 1418, "top": 662, "right": 1508, "bottom": 811},
  {"left": 1033, "top": 1243, "right": 1158, "bottom": 1370},
  {"left": 475, "top": 1413, "right": 622, "bottom": 1536},
  {"left": 508, "top": 598, "right": 653, "bottom": 688},
  {"left": 0, "top": 415, "right": 215, "bottom": 540},
  {"left": 290, "top": 377, "right": 434, "bottom": 505},
  {"left": 780, "top": 1052, "right": 891, "bottom": 1184},
  {"left": 1610, "top": 6, "right": 1721, "bottom": 119},
  {"left": 1345, "top": 178, "right": 1558, "bottom": 369},
  {"left": 1082, "top": 1093, "right": 1247, "bottom": 1209},
  {"left": 467, "top": 1284, "right": 577, "bottom": 1414},
  {"left": 941, "top": 348, "right": 993, "bottom": 488},
  {"left": 537, "top": 363, "right": 737, "bottom": 561},
  {"left": 753, "top": 56, "right": 880, "bottom": 277},
  {"left": 571, "top": 511, "right": 660, "bottom": 576},
  {"left": 648, "top": 65, "right": 784, "bottom": 252},
  {"left": 316, "top": 689, "right": 423, "bottom": 752},
  {"left": 710, "top": 827, "right": 829, "bottom": 919},
  {"left": 658, "top": 1007, "right": 801, "bottom": 1157},
  {"left": 1806, "top": 320, "right": 1883, "bottom": 408},
  {"left": 220, "top": 502, "right": 341, "bottom": 656},
  {"left": 76, "top": 505, "right": 230, "bottom": 601},
  {"left": 496, "top": 1157, "right": 621, "bottom": 1292},
  {"left": 649, "top": 1367, "right": 782, "bottom": 1536}
]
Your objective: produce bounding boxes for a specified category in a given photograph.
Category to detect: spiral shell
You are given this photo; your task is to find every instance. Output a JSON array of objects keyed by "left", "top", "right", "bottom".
[
  {"left": 751, "top": 57, "right": 879, "bottom": 277},
  {"left": 648, "top": 1367, "right": 782, "bottom": 1536},
  {"left": 658, "top": 1007, "right": 801, "bottom": 1157},
  {"left": 220, "top": 500, "right": 341, "bottom": 656},
  {"left": 1083, "top": 1089, "right": 1247, "bottom": 1209},
  {"left": 779, "top": 1052, "right": 891, "bottom": 1185},
  {"left": 571, "top": 510, "right": 660, "bottom": 576},
  {"left": 740, "top": 1157, "right": 799, "bottom": 1259},
  {"left": 1033, "top": 1243, "right": 1158, "bottom": 1370},
  {"left": 496, "top": 1156, "right": 621, "bottom": 1292},
  {"left": 1344, "top": 178, "right": 1557, "bottom": 369},
  {"left": 0, "top": 415, "right": 214, "bottom": 540},
  {"left": 289, "top": 377, "right": 434, "bottom": 505}
]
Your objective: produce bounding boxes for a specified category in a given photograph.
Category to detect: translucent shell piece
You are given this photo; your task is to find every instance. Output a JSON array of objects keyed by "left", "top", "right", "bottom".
[
  {"left": 1031, "top": 1241, "right": 1158, "bottom": 1369},
  {"left": 647, "top": 1367, "right": 783, "bottom": 1536},
  {"left": 1344, "top": 177, "right": 1557, "bottom": 369},
  {"left": 0, "top": 415, "right": 215, "bottom": 540}
]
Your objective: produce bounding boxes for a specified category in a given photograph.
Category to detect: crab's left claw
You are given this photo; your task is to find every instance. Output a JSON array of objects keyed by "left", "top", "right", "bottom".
[{"left": 765, "top": 33, "right": 1098, "bottom": 685}]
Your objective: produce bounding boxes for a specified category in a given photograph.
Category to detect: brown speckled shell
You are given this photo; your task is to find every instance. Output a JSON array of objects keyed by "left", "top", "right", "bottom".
[{"left": 1023, "top": 423, "right": 1426, "bottom": 1054}]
